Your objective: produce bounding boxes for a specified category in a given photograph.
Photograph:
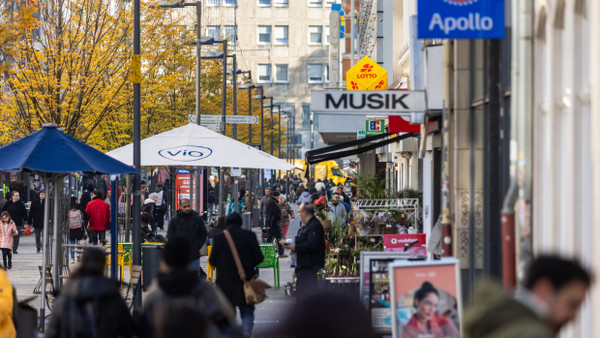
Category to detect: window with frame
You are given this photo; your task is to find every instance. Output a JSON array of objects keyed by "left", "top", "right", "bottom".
[
  {"left": 324, "top": 64, "right": 329, "bottom": 82},
  {"left": 302, "top": 103, "right": 311, "bottom": 128},
  {"left": 258, "top": 0, "right": 271, "bottom": 6},
  {"left": 274, "top": 0, "right": 288, "bottom": 6},
  {"left": 257, "top": 64, "right": 271, "bottom": 83},
  {"left": 223, "top": 25, "right": 237, "bottom": 44},
  {"left": 223, "top": 0, "right": 237, "bottom": 6},
  {"left": 258, "top": 25, "right": 272, "bottom": 44},
  {"left": 206, "top": 0, "right": 220, "bottom": 6},
  {"left": 325, "top": 0, "right": 336, "bottom": 5},
  {"left": 206, "top": 25, "right": 220, "bottom": 41},
  {"left": 274, "top": 26, "right": 289, "bottom": 45},
  {"left": 308, "top": 0, "right": 322, "bottom": 6},
  {"left": 325, "top": 25, "right": 330, "bottom": 44},
  {"left": 274, "top": 64, "right": 289, "bottom": 83},
  {"left": 308, "top": 25, "right": 323, "bottom": 44},
  {"left": 308, "top": 64, "right": 323, "bottom": 83}
]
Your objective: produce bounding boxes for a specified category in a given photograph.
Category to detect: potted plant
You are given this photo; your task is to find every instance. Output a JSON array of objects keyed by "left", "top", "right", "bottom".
[{"left": 314, "top": 196, "right": 332, "bottom": 229}]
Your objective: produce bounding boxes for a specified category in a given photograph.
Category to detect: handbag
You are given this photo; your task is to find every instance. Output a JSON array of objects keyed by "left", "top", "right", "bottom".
[
  {"left": 223, "top": 230, "right": 269, "bottom": 305},
  {"left": 24, "top": 225, "right": 31, "bottom": 236}
]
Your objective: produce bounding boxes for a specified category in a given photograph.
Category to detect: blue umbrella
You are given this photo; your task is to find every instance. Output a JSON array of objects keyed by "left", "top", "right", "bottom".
[
  {"left": 0, "top": 124, "right": 137, "bottom": 174},
  {"left": 0, "top": 124, "right": 136, "bottom": 329}
]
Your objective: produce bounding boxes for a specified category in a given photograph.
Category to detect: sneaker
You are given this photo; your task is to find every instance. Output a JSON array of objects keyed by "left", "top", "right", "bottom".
[
  {"left": 12, "top": 250, "right": 17, "bottom": 254},
  {"left": 7, "top": 263, "right": 12, "bottom": 270}
]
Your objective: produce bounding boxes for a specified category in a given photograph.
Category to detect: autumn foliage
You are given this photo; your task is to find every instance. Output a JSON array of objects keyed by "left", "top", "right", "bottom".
[{"left": 0, "top": 0, "right": 285, "bottom": 155}]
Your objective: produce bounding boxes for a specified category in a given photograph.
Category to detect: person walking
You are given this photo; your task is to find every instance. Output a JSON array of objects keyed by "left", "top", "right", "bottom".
[
  {"left": 297, "top": 190, "right": 312, "bottom": 205},
  {"left": 1, "top": 191, "right": 27, "bottom": 254},
  {"left": 67, "top": 198, "right": 84, "bottom": 262},
  {"left": 141, "top": 237, "right": 239, "bottom": 338},
  {"left": 155, "top": 185, "right": 166, "bottom": 230},
  {"left": 227, "top": 190, "right": 246, "bottom": 215},
  {"left": 278, "top": 195, "right": 295, "bottom": 240},
  {"left": 80, "top": 183, "right": 94, "bottom": 243},
  {"left": 166, "top": 199, "right": 208, "bottom": 276},
  {"left": 28, "top": 191, "right": 46, "bottom": 253},
  {"left": 85, "top": 190, "right": 110, "bottom": 245},
  {"left": 284, "top": 203, "right": 325, "bottom": 302},
  {"left": 209, "top": 213, "right": 264, "bottom": 338},
  {"left": 265, "top": 191, "right": 284, "bottom": 256},
  {"left": 46, "top": 248, "right": 136, "bottom": 338},
  {"left": 259, "top": 187, "right": 271, "bottom": 227},
  {"left": 0, "top": 212, "right": 18, "bottom": 270}
]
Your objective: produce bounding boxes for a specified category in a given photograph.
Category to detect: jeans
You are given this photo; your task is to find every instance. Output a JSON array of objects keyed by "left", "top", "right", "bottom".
[
  {"left": 69, "top": 239, "right": 77, "bottom": 259},
  {"left": 238, "top": 304, "right": 255, "bottom": 337},
  {"left": 34, "top": 227, "right": 43, "bottom": 251}
]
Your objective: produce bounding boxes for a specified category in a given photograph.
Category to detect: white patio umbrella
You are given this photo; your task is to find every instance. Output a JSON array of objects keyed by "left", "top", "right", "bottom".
[{"left": 106, "top": 123, "right": 296, "bottom": 170}]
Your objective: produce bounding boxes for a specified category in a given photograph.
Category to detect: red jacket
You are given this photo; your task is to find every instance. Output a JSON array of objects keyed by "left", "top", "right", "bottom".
[{"left": 86, "top": 197, "right": 110, "bottom": 231}]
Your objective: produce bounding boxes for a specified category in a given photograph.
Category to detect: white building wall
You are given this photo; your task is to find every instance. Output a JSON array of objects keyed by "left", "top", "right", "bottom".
[{"left": 532, "top": 0, "right": 596, "bottom": 336}]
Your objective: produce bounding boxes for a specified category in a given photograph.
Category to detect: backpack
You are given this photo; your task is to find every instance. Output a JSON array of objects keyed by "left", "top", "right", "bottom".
[{"left": 68, "top": 209, "right": 83, "bottom": 229}]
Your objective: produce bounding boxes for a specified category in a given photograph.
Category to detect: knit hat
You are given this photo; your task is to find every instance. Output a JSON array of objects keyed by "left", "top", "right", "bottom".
[{"left": 272, "top": 191, "right": 280, "bottom": 197}]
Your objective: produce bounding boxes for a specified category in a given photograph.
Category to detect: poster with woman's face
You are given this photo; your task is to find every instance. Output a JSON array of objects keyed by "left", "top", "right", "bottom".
[{"left": 389, "top": 259, "right": 461, "bottom": 338}]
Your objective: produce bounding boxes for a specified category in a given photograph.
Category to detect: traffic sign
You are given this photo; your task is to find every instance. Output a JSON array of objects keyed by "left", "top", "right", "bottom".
[
  {"left": 357, "top": 129, "right": 366, "bottom": 140},
  {"left": 202, "top": 123, "right": 223, "bottom": 132},
  {"left": 188, "top": 115, "right": 223, "bottom": 124},
  {"left": 225, "top": 115, "right": 259, "bottom": 124},
  {"left": 346, "top": 56, "right": 387, "bottom": 91}
]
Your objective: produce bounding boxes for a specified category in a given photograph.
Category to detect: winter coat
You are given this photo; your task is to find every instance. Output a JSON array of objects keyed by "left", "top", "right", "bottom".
[
  {"left": 227, "top": 200, "right": 246, "bottom": 215},
  {"left": 140, "top": 268, "right": 239, "bottom": 338},
  {"left": 142, "top": 198, "right": 156, "bottom": 228},
  {"left": 264, "top": 197, "right": 282, "bottom": 228},
  {"left": 463, "top": 281, "right": 552, "bottom": 338},
  {"left": 46, "top": 276, "right": 135, "bottom": 338},
  {"left": 0, "top": 269, "right": 16, "bottom": 337},
  {"left": 86, "top": 197, "right": 110, "bottom": 231},
  {"left": 295, "top": 216, "right": 325, "bottom": 269},
  {"left": 166, "top": 210, "right": 207, "bottom": 260},
  {"left": 79, "top": 190, "right": 93, "bottom": 221},
  {"left": 28, "top": 198, "right": 45, "bottom": 229},
  {"left": 209, "top": 226, "right": 264, "bottom": 307},
  {"left": 297, "top": 191, "right": 312, "bottom": 204},
  {"left": 0, "top": 221, "right": 18, "bottom": 250},
  {"left": 328, "top": 202, "right": 348, "bottom": 226},
  {"left": 259, "top": 195, "right": 271, "bottom": 219},
  {"left": 279, "top": 202, "right": 294, "bottom": 227},
  {"left": 1, "top": 201, "right": 27, "bottom": 229}
]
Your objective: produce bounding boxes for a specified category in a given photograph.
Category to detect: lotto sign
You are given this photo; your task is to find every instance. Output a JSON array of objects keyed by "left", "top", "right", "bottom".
[
  {"left": 366, "top": 120, "right": 385, "bottom": 136},
  {"left": 418, "top": 0, "right": 505, "bottom": 39},
  {"left": 346, "top": 56, "right": 388, "bottom": 91}
]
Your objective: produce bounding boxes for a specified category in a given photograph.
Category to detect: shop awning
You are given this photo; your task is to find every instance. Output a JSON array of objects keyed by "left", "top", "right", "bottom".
[{"left": 305, "top": 132, "right": 420, "bottom": 165}]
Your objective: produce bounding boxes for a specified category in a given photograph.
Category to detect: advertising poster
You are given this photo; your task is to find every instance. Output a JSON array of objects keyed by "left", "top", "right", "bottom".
[
  {"left": 174, "top": 169, "right": 203, "bottom": 210},
  {"left": 359, "top": 252, "right": 411, "bottom": 335},
  {"left": 383, "top": 234, "right": 427, "bottom": 257},
  {"left": 389, "top": 258, "right": 462, "bottom": 338}
]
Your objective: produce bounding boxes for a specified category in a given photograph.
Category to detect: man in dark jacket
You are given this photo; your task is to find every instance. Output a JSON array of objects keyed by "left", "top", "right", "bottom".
[
  {"left": 2, "top": 191, "right": 27, "bottom": 254},
  {"left": 265, "top": 191, "right": 284, "bottom": 256},
  {"left": 259, "top": 187, "right": 271, "bottom": 226},
  {"left": 80, "top": 183, "right": 94, "bottom": 243},
  {"left": 285, "top": 202, "right": 324, "bottom": 302},
  {"left": 28, "top": 191, "right": 46, "bottom": 253},
  {"left": 85, "top": 190, "right": 110, "bottom": 245},
  {"left": 167, "top": 199, "right": 207, "bottom": 275},
  {"left": 210, "top": 213, "right": 264, "bottom": 338},
  {"left": 141, "top": 237, "right": 239, "bottom": 338}
]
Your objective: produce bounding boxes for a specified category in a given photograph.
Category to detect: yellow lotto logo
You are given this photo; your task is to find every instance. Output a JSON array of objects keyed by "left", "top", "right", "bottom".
[{"left": 346, "top": 56, "right": 388, "bottom": 91}]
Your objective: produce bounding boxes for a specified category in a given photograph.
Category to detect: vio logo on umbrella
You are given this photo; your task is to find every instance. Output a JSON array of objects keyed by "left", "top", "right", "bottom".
[{"left": 158, "top": 145, "right": 212, "bottom": 162}]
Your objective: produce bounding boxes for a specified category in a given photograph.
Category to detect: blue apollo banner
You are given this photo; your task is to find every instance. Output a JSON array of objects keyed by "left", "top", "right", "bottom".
[{"left": 418, "top": 0, "right": 505, "bottom": 39}]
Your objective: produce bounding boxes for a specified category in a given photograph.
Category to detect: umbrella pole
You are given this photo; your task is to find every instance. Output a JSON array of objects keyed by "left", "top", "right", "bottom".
[
  {"left": 52, "top": 178, "right": 60, "bottom": 288},
  {"left": 39, "top": 175, "right": 52, "bottom": 331}
]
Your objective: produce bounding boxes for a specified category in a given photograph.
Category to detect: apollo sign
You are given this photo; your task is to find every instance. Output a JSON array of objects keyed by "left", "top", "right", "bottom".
[
  {"left": 418, "top": 0, "right": 505, "bottom": 39},
  {"left": 158, "top": 145, "right": 212, "bottom": 162},
  {"left": 311, "top": 90, "right": 426, "bottom": 114}
]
